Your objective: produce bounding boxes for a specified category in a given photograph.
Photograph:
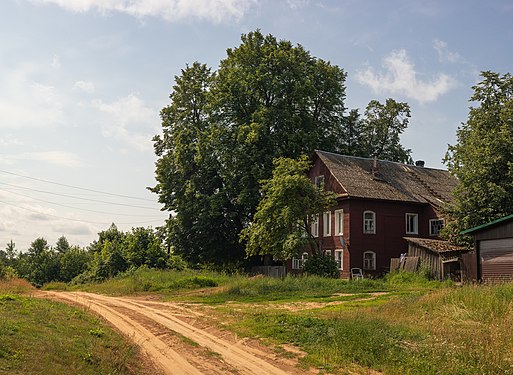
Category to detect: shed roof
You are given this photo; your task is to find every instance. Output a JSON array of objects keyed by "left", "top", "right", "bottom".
[
  {"left": 461, "top": 213, "right": 513, "bottom": 235},
  {"left": 404, "top": 237, "right": 467, "bottom": 254},
  {"left": 315, "top": 150, "right": 458, "bottom": 205}
]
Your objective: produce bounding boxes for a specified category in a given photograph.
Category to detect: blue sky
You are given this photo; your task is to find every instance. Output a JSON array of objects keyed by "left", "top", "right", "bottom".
[{"left": 1, "top": 0, "right": 512, "bottom": 250}]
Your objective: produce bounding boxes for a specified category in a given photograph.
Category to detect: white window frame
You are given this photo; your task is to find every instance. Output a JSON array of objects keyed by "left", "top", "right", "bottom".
[
  {"left": 335, "top": 249, "right": 343, "bottom": 270},
  {"left": 314, "top": 175, "right": 325, "bottom": 188},
  {"left": 363, "top": 211, "right": 376, "bottom": 234},
  {"left": 323, "top": 211, "right": 331, "bottom": 237},
  {"left": 363, "top": 251, "right": 376, "bottom": 270},
  {"left": 335, "top": 209, "right": 344, "bottom": 236},
  {"left": 405, "top": 213, "right": 419, "bottom": 235},
  {"left": 429, "top": 218, "right": 445, "bottom": 236},
  {"left": 324, "top": 249, "right": 332, "bottom": 257},
  {"left": 292, "top": 252, "right": 309, "bottom": 270},
  {"left": 311, "top": 214, "right": 319, "bottom": 237}
]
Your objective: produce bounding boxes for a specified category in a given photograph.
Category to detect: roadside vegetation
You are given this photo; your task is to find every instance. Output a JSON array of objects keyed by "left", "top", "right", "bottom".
[
  {"left": 0, "top": 277, "right": 157, "bottom": 375},
  {"left": 43, "top": 267, "right": 513, "bottom": 374}
]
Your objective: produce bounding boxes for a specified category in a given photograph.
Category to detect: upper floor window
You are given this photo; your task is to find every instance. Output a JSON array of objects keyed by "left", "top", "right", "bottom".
[
  {"left": 335, "top": 249, "right": 343, "bottom": 270},
  {"left": 335, "top": 209, "right": 344, "bottom": 236},
  {"left": 405, "top": 213, "right": 418, "bottom": 235},
  {"left": 311, "top": 214, "right": 319, "bottom": 237},
  {"left": 363, "top": 211, "right": 376, "bottom": 234},
  {"left": 429, "top": 219, "right": 445, "bottom": 236},
  {"left": 314, "top": 175, "right": 324, "bottom": 189},
  {"left": 363, "top": 251, "right": 376, "bottom": 270},
  {"left": 323, "top": 211, "right": 331, "bottom": 236}
]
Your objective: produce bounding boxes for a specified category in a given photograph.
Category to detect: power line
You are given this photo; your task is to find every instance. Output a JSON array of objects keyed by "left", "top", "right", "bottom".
[
  {"left": 0, "top": 188, "right": 164, "bottom": 218},
  {"left": 0, "top": 199, "right": 165, "bottom": 226},
  {"left": 0, "top": 168, "right": 155, "bottom": 202},
  {"left": 0, "top": 181, "right": 158, "bottom": 210}
]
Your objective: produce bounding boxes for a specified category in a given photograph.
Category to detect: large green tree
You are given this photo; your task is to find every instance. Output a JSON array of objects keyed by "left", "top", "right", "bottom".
[
  {"left": 339, "top": 98, "right": 412, "bottom": 163},
  {"left": 152, "top": 30, "right": 347, "bottom": 264},
  {"left": 241, "top": 156, "right": 336, "bottom": 260},
  {"left": 444, "top": 71, "right": 513, "bottom": 241}
]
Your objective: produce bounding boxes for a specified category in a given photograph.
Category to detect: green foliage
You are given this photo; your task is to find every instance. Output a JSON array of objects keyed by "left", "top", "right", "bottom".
[
  {"left": 0, "top": 294, "right": 149, "bottom": 374},
  {"left": 444, "top": 71, "right": 513, "bottom": 242},
  {"left": 152, "top": 30, "right": 348, "bottom": 265},
  {"left": 241, "top": 156, "right": 336, "bottom": 259},
  {"left": 59, "top": 246, "right": 91, "bottom": 282},
  {"left": 340, "top": 98, "right": 412, "bottom": 162},
  {"left": 302, "top": 254, "right": 339, "bottom": 278}
]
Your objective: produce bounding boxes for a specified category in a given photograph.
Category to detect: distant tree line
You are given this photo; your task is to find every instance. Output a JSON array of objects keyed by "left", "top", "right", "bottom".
[{"left": 0, "top": 224, "right": 185, "bottom": 287}]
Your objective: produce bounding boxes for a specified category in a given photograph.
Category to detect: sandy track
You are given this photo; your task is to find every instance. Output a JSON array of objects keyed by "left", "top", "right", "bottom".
[{"left": 41, "top": 291, "right": 307, "bottom": 375}]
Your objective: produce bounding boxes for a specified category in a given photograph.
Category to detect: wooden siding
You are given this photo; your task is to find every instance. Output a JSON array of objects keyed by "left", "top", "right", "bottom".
[
  {"left": 407, "top": 243, "right": 444, "bottom": 280},
  {"left": 474, "top": 221, "right": 513, "bottom": 241}
]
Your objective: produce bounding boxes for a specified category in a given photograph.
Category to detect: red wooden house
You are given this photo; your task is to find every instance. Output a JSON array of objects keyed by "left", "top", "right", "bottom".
[{"left": 290, "top": 150, "right": 459, "bottom": 278}]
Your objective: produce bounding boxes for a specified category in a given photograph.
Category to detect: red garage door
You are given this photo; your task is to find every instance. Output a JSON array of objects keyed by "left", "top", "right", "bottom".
[{"left": 480, "top": 238, "right": 513, "bottom": 282}]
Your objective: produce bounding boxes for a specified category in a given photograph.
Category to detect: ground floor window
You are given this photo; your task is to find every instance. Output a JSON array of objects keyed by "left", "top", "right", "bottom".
[
  {"left": 292, "top": 252, "right": 309, "bottom": 269},
  {"left": 363, "top": 251, "right": 376, "bottom": 270},
  {"left": 335, "top": 249, "right": 343, "bottom": 270}
]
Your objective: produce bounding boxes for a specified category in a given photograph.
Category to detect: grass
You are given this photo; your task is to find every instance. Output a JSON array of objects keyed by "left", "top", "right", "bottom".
[
  {"left": 42, "top": 268, "right": 513, "bottom": 373},
  {"left": 0, "top": 278, "right": 156, "bottom": 374}
]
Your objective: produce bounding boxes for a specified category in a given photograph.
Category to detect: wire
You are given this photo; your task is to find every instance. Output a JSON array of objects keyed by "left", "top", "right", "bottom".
[
  {"left": 0, "top": 181, "right": 158, "bottom": 210},
  {"left": 0, "top": 168, "right": 155, "bottom": 202},
  {"left": 0, "top": 199, "right": 165, "bottom": 226},
  {"left": 0, "top": 188, "right": 164, "bottom": 218}
]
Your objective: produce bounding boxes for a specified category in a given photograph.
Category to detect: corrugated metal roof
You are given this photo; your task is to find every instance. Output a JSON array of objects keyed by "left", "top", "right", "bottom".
[{"left": 315, "top": 150, "right": 458, "bottom": 204}]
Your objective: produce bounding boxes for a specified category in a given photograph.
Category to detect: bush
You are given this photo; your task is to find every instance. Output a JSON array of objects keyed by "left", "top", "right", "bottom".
[{"left": 302, "top": 254, "right": 339, "bottom": 278}]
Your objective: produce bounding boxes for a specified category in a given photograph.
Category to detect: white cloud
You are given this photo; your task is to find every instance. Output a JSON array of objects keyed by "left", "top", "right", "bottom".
[
  {"left": 92, "top": 94, "right": 158, "bottom": 152},
  {"left": 287, "top": 0, "right": 309, "bottom": 9},
  {"left": 0, "top": 64, "right": 66, "bottom": 129},
  {"left": 356, "top": 49, "right": 456, "bottom": 104},
  {"left": 29, "top": 0, "right": 255, "bottom": 23},
  {"left": 74, "top": 80, "right": 95, "bottom": 93},
  {"left": 0, "top": 151, "right": 82, "bottom": 167},
  {"left": 433, "top": 39, "right": 460, "bottom": 63},
  {"left": 51, "top": 55, "right": 61, "bottom": 69}
]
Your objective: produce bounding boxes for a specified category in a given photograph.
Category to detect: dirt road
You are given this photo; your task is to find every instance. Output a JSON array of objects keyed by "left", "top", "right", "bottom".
[{"left": 41, "top": 291, "right": 311, "bottom": 375}]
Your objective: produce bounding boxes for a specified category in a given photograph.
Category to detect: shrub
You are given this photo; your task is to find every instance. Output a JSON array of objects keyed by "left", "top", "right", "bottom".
[{"left": 302, "top": 254, "right": 339, "bottom": 278}]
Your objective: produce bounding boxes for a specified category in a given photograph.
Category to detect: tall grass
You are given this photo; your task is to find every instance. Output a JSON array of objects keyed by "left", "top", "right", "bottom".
[{"left": 0, "top": 278, "right": 155, "bottom": 374}]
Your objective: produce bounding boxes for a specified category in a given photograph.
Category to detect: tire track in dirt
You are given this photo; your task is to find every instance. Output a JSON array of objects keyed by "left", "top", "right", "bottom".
[{"left": 41, "top": 291, "right": 299, "bottom": 375}]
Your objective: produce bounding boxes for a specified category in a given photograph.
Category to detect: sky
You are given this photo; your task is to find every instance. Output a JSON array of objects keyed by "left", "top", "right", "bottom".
[{"left": 1, "top": 0, "right": 512, "bottom": 251}]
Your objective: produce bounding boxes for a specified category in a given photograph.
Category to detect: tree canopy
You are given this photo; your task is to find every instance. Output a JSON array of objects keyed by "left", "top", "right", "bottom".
[
  {"left": 444, "top": 71, "right": 513, "bottom": 242},
  {"left": 152, "top": 30, "right": 348, "bottom": 264},
  {"left": 241, "top": 156, "right": 336, "bottom": 260}
]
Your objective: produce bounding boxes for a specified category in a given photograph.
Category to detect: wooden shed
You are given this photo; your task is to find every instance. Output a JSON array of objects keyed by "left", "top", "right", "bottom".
[
  {"left": 404, "top": 237, "right": 467, "bottom": 280},
  {"left": 462, "top": 214, "right": 513, "bottom": 282}
]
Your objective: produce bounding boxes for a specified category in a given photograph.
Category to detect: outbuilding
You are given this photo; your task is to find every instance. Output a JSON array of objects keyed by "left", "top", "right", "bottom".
[
  {"left": 404, "top": 237, "right": 467, "bottom": 280},
  {"left": 462, "top": 214, "right": 513, "bottom": 282}
]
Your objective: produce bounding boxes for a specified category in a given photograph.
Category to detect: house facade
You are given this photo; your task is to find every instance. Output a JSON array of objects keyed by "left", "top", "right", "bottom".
[{"left": 291, "top": 150, "right": 459, "bottom": 278}]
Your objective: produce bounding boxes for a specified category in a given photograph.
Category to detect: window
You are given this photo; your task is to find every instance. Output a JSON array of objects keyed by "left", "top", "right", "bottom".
[
  {"left": 292, "top": 252, "right": 309, "bottom": 270},
  {"left": 314, "top": 175, "right": 324, "bottom": 188},
  {"left": 323, "top": 211, "right": 331, "bottom": 236},
  {"left": 311, "top": 215, "right": 319, "bottom": 237},
  {"left": 429, "top": 219, "right": 445, "bottom": 236},
  {"left": 324, "top": 249, "right": 332, "bottom": 257},
  {"left": 335, "top": 209, "right": 344, "bottom": 235},
  {"left": 363, "top": 251, "right": 376, "bottom": 270},
  {"left": 405, "top": 213, "right": 418, "bottom": 234},
  {"left": 335, "top": 249, "right": 343, "bottom": 270},
  {"left": 363, "top": 211, "right": 376, "bottom": 234}
]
